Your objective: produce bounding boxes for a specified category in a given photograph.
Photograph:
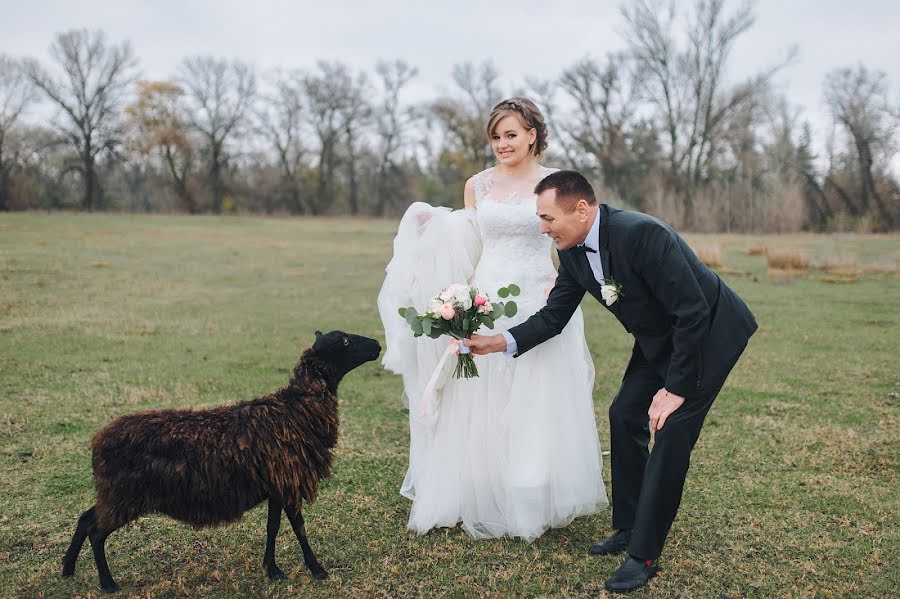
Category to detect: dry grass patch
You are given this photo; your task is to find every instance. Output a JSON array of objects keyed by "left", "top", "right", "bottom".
[
  {"left": 765, "top": 248, "right": 810, "bottom": 271},
  {"left": 820, "top": 274, "right": 859, "bottom": 285},
  {"left": 747, "top": 245, "right": 766, "bottom": 256},
  {"left": 815, "top": 253, "right": 859, "bottom": 275},
  {"left": 694, "top": 243, "right": 724, "bottom": 268}
]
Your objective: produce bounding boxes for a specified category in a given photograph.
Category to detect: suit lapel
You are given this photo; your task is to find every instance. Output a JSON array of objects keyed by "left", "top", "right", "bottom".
[
  {"left": 594, "top": 204, "right": 623, "bottom": 317},
  {"left": 598, "top": 204, "right": 612, "bottom": 284}
]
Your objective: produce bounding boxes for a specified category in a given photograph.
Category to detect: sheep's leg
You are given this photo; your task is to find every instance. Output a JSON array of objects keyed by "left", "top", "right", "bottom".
[
  {"left": 62, "top": 506, "right": 96, "bottom": 576},
  {"left": 88, "top": 525, "right": 119, "bottom": 593},
  {"left": 285, "top": 504, "right": 327, "bottom": 580},
  {"left": 263, "top": 498, "right": 286, "bottom": 580}
]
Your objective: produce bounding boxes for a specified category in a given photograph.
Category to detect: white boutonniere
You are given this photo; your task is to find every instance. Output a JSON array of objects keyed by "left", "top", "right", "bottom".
[{"left": 600, "top": 278, "right": 624, "bottom": 306}]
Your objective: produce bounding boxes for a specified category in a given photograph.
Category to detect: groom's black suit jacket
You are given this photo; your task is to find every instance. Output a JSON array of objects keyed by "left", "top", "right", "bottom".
[{"left": 509, "top": 204, "right": 757, "bottom": 398}]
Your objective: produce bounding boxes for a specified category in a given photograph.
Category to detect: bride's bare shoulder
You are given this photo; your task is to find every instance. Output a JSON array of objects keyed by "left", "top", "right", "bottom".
[
  {"left": 464, "top": 177, "right": 476, "bottom": 209},
  {"left": 465, "top": 168, "right": 495, "bottom": 209}
]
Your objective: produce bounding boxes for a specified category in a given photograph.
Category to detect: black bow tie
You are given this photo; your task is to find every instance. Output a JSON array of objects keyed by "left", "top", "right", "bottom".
[{"left": 575, "top": 244, "right": 597, "bottom": 253}]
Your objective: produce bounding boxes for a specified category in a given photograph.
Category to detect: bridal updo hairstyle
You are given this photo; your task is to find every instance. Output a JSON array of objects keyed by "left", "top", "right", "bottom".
[{"left": 486, "top": 97, "right": 549, "bottom": 158}]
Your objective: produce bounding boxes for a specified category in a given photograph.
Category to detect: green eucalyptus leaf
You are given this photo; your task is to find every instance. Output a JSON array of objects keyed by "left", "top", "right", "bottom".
[
  {"left": 508, "top": 284, "right": 521, "bottom": 296},
  {"left": 482, "top": 316, "right": 495, "bottom": 329},
  {"left": 504, "top": 301, "right": 518, "bottom": 318},
  {"left": 422, "top": 318, "right": 432, "bottom": 336},
  {"left": 411, "top": 319, "right": 424, "bottom": 335},
  {"left": 398, "top": 307, "right": 407, "bottom": 318},
  {"left": 497, "top": 287, "right": 509, "bottom": 298}
]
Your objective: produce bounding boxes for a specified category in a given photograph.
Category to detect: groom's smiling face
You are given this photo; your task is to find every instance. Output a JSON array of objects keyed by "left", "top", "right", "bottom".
[{"left": 536, "top": 188, "right": 595, "bottom": 250}]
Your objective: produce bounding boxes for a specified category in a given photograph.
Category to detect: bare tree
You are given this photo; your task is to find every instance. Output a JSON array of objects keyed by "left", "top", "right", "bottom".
[
  {"left": 303, "top": 61, "right": 351, "bottom": 215},
  {"left": 337, "top": 69, "right": 371, "bottom": 215},
  {"left": 23, "top": 29, "right": 137, "bottom": 211},
  {"left": 824, "top": 65, "right": 898, "bottom": 229},
  {"left": 522, "top": 76, "right": 582, "bottom": 167},
  {"left": 432, "top": 61, "right": 502, "bottom": 169},
  {"left": 622, "top": 0, "right": 787, "bottom": 225},
  {"left": 256, "top": 70, "right": 306, "bottom": 213},
  {"left": 124, "top": 81, "right": 197, "bottom": 212},
  {"left": 179, "top": 56, "right": 255, "bottom": 213},
  {"left": 0, "top": 56, "right": 37, "bottom": 211},
  {"left": 790, "top": 124, "right": 830, "bottom": 230},
  {"left": 373, "top": 60, "right": 418, "bottom": 215},
  {"left": 558, "top": 54, "right": 649, "bottom": 201}
]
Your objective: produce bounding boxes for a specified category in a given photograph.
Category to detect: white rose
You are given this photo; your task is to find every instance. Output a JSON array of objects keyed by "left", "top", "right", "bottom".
[
  {"left": 454, "top": 287, "right": 472, "bottom": 309},
  {"left": 600, "top": 284, "right": 619, "bottom": 305},
  {"left": 428, "top": 299, "right": 444, "bottom": 315},
  {"left": 439, "top": 288, "right": 454, "bottom": 302}
]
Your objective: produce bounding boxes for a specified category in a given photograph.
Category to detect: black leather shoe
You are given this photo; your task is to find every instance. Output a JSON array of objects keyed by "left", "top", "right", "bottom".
[
  {"left": 588, "top": 529, "right": 631, "bottom": 555},
  {"left": 604, "top": 556, "right": 660, "bottom": 593}
]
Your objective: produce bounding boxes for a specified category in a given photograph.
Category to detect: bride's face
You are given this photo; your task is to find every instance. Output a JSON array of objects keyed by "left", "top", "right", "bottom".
[{"left": 490, "top": 115, "right": 537, "bottom": 167}]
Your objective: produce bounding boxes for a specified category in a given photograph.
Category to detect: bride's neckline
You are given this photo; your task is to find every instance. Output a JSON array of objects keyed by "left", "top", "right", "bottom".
[{"left": 478, "top": 165, "right": 554, "bottom": 206}]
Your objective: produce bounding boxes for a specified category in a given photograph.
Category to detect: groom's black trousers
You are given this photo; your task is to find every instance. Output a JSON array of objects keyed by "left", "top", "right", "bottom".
[{"left": 609, "top": 345, "right": 729, "bottom": 561}]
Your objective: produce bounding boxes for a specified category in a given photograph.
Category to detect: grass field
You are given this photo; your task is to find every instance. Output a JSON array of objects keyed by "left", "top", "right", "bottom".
[{"left": 1, "top": 212, "right": 898, "bottom": 598}]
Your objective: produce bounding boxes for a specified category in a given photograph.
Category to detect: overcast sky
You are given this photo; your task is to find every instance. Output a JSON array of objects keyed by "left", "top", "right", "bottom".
[{"left": 3, "top": 0, "right": 899, "bottom": 161}]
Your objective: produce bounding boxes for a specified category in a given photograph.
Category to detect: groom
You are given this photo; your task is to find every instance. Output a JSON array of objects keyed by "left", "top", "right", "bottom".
[{"left": 465, "top": 170, "right": 757, "bottom": 592}]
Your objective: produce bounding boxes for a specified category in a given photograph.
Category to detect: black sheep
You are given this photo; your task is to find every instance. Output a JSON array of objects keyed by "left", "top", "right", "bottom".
[{"left": 61, "top": 330, "right": 381, "bottom": 593}]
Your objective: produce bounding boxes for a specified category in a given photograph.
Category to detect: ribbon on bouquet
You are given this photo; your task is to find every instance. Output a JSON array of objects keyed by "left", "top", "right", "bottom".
[{"left": 419, "top": 338, "right": 469, "bottom": 419}]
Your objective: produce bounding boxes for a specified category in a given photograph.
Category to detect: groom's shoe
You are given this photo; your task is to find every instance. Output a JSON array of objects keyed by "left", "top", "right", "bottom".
[
  {"left": 604, "top": 556, "right": 660, "bottom": 593},
  {"left": 588, "top": 529, "right": 631, "bottom": 555}
]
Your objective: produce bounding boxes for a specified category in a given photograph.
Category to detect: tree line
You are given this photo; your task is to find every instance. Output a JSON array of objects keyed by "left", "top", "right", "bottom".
[{"left": 1, "top": 0, "right": 897, "bottom": 232}]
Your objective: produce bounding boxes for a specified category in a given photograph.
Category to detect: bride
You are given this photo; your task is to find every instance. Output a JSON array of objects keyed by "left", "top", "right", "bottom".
[{"left": 378, "top": 97, "right": 607, "bottom": 541}]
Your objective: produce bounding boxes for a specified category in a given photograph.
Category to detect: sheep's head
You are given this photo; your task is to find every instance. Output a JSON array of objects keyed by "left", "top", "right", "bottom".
[{"left": 308, "top": 330, "right": 381, "bottom": 379}]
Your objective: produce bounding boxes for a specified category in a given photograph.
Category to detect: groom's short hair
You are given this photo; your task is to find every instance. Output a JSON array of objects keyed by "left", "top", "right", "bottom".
[{"left": 534, "top": 170, "right": 597, "bottom": 212}]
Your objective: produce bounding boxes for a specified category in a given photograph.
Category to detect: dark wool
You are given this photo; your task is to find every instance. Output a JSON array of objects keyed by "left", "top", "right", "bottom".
[
  {"left": 62, "top": 331, "right": 380, "bottom": 593},
  {"left": 91, "top": 348, "right": 339, "bottom": 531}
]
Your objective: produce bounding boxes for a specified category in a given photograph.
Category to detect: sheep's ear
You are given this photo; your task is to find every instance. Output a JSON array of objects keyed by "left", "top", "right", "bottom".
[{"left": 315, "top": 330, "right": 323, "bottom": 339}]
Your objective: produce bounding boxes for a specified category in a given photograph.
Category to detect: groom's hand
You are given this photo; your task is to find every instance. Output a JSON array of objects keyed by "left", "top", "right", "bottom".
[
  {"left": 463, "top": 334, "right": 506, "bottom": 355},
  {"left": 649, "top": 388, "right": 685, "bottom": 431}
]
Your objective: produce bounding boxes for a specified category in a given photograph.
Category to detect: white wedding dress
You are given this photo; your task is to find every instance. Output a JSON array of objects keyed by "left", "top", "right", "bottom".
[{"left": 378, "top": 166, "right": 608, "bottom": 541}]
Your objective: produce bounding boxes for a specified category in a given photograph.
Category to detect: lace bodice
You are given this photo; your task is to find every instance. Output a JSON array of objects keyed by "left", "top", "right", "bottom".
[{"left": 472, "top": 166, "right": 558, "bottom": 323}]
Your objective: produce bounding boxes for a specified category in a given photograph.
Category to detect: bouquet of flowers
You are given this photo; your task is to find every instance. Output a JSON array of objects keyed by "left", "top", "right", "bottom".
[{"left": 398, "top": 283, "right": 520, "bottom": 378}]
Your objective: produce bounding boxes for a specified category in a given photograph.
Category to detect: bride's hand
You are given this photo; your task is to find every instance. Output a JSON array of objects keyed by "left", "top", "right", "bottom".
[{"left": 416, "top": 212, "right": 432, "bottom": 228}]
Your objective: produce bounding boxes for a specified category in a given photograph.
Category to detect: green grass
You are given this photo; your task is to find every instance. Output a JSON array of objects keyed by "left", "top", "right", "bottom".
[{"left": 1, "top": 213, "right": 898, "bottom": 598}]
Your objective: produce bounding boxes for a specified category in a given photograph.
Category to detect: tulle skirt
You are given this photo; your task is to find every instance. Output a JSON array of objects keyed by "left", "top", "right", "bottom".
[{"left": 400, "top": 308, "right": 608, "bottom": 542}]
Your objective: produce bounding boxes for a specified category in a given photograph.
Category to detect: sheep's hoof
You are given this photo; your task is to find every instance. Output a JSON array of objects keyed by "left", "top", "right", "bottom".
[
  {"left": 266, "top": 565, "right": 286, "bottom": 580},
  {"left": 309, "top": 565, "right": 328, "bottom": 580},
  {"left": 61, "top": 563, "right": 75, "bottom": 577},
  {"left": 100, "top": 578, "right": 120, "bottom": 593}
]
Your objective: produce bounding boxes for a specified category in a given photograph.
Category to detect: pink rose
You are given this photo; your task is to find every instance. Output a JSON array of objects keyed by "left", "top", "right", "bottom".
[
  {"left": 474, "top": 294, "right": 487, "bottom": 306},
  {"left": 439, "top": 303, "right": 456, "bottom": 320}
]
